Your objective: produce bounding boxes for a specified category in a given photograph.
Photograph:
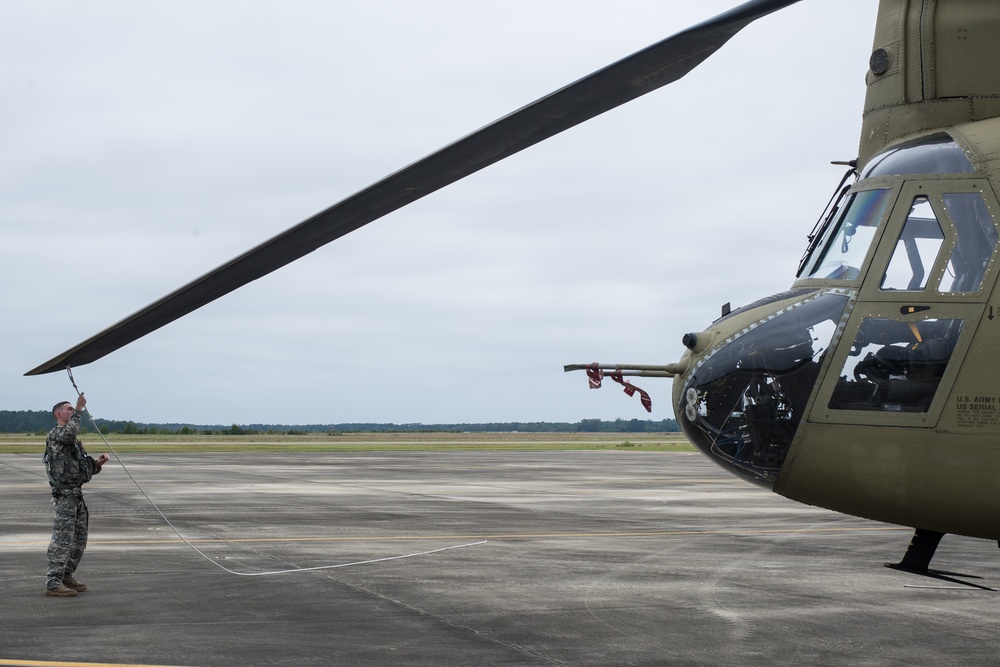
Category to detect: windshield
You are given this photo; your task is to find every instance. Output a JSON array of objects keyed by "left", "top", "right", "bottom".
[{"left": 801, "top": 189, "right": 892, "bottom": 281}]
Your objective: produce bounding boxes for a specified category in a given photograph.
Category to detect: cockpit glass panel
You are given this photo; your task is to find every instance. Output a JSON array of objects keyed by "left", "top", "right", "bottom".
[
  {"left": 860, "top": 133, "right": 975, "bottom": 178},
  {"left": 940, "top": 192, "right": 999, "bottom": 293},
  {"left": 880, "top": 197, "right": 944, "bottom": 291},
  {"left": 803, "top": 189, "right": 892, "bottom": 281},
  {"left": 829, "top": 317, "right": 964, "bottom": 413},
  {"left": 679, "top": 291, "right": 851, "bottom": 488}
]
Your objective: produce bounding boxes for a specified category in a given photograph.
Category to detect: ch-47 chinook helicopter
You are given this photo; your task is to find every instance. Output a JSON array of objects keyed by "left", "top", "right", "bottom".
[{"left": 25, "top": 0, "right": 1000, "bottom": 585}]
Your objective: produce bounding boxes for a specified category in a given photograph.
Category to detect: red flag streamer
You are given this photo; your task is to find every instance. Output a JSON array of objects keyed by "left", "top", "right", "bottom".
[
  {"left": 586, "top": 363, "right": 604, "bottom": 389},
  {"left": 610, "top": 369, "right": 653, "bottom": 413}
]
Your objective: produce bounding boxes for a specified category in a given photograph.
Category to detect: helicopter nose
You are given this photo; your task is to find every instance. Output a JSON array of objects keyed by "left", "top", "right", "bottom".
[{"left": 675, "top": 290, "right": 851, "bottom": 488}]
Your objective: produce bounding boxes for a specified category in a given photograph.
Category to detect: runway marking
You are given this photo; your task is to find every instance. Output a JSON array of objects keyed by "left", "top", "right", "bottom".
[
  {"left": 1, "top": 525, "right": 911, "bottom": 547},
  {"left": 0, "top": 660, "right": 192, "bottom": 667}
]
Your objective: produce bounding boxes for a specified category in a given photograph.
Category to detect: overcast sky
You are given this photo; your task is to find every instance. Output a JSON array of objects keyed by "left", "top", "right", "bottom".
[{"left": 2, "top": 1, "right": 880, "bottom": 426}]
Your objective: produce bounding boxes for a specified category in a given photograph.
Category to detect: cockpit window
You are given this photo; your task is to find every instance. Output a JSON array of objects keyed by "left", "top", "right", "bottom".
[
  {"left": 829, "top": 317, "right": 964, "bottom": 413},
  {"left": 878, "top": 192, "right": 999, "bottom": 294},
  {"left": 680, "top": 290, "right": 851, "bottom": 487},
  {"left": 939, "top": 192, "right": 999, "bottom": 293},
  {"left": 802, "top": 189, "right": 892, "bottom": 281},
  {"left": 880, "top": 197, "right": 944, "bottom": 291},
  {"left": 860, "top": 133, "right": 975, "bottom": 178}
]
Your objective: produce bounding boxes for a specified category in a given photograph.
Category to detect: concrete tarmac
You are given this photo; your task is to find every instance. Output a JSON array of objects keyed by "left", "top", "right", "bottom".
[{"left": 2, "top": 450, "right": 1000, "bottom": 666}]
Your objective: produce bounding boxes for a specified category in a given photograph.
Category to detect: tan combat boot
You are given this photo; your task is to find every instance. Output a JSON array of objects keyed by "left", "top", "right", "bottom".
[
  {"left": 62, "top": 574, "right": 88, "bottom": 592},
  {"left": 45, "top": 585, "right": 78, "bottom": 597}
]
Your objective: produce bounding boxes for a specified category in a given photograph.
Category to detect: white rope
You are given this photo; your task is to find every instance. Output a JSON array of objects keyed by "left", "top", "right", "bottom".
[
  {"left": 207, "top": 540, "right": 488, "bottom": 577},
  {"left": 64, "top": 367, "right": 487, "bottom": 576}
]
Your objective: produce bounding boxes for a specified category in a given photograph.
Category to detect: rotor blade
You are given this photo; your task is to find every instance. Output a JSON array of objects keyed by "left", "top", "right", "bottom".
[{"left": 26, "top": 0, "right": 800, "bottom": 376}]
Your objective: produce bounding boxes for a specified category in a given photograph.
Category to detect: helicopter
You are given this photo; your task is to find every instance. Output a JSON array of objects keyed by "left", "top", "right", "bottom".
[{"left": 24, "top": 0, "right": 1000, "bottom": 585}]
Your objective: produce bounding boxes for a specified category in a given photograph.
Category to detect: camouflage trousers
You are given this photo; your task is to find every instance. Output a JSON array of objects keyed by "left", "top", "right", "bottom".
[{"left": 46, "top": 491, "right": 89, "bottom": 589}]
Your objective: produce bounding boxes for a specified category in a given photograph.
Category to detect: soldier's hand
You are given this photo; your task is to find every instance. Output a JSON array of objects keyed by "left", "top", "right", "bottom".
[
  {"left": 95, "top": 454, "right": 109, "bottom": 468},
  {"left": 75, "top": 393, "right": 87, "bottom": 412}
]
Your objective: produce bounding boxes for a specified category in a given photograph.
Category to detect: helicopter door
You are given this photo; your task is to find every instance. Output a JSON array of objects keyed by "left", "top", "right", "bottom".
[{"left": 810, "top": 179, "right": 1000, "bottom": 426}]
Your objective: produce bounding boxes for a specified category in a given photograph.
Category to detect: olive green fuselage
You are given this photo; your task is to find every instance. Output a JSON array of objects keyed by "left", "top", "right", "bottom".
[{"left": 675, "top": 0, "right": 1000, "bottom": 540}]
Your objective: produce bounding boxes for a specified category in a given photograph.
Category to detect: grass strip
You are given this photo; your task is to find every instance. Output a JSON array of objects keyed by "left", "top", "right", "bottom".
[{"left": 0, "top": 432, "right": 694, "bottom": 454}]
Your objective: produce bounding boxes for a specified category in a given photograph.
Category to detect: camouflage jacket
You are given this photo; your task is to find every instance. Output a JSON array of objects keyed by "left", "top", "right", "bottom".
[{"left": 44, "top": 410, "right": 100, "bottom": 493}]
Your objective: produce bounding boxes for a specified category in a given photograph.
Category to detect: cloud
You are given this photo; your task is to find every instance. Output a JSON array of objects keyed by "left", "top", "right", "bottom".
[{"left": 2, "top": 1, "right": 880, "bottom": 424}]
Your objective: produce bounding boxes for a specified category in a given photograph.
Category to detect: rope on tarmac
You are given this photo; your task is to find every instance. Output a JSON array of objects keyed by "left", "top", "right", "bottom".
[{"left": 64, "top": 367, "right": 487, "bottom": 576}]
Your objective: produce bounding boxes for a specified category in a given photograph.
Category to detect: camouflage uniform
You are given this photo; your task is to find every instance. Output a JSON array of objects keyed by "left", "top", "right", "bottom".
[{"left": 44, "top": 409, "right": 101, "bottom": 590}]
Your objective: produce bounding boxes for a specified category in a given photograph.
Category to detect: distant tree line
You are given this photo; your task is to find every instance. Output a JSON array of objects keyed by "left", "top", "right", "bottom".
[
  {"left": 0, "top": 410, "right": 678, "bottom": 436},
  {"left": 0, "top": 410, "right": 54, "bottom": 434}
]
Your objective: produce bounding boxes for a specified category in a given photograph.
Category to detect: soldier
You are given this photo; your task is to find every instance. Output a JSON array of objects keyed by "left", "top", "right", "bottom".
[{"left": 44, "top": 393, "right": 109, "bottom": 597}]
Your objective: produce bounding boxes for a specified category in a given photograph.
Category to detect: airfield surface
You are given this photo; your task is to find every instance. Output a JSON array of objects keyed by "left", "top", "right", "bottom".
[{"left": 2, "top": 448, "right": 1000, "bottom": 666}]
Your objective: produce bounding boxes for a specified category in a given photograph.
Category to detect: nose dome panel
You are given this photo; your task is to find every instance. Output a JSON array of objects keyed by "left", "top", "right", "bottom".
[{"left": 678, "top": 291, "right": 851, "bottom": 487}]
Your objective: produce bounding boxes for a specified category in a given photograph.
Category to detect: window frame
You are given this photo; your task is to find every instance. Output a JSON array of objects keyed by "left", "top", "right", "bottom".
[
  {"left": 811, "top": 304, "right": 978, "bottom": 426},
  {"left": 859, "top": 180, "right": 1000, "bottom": 303}
]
